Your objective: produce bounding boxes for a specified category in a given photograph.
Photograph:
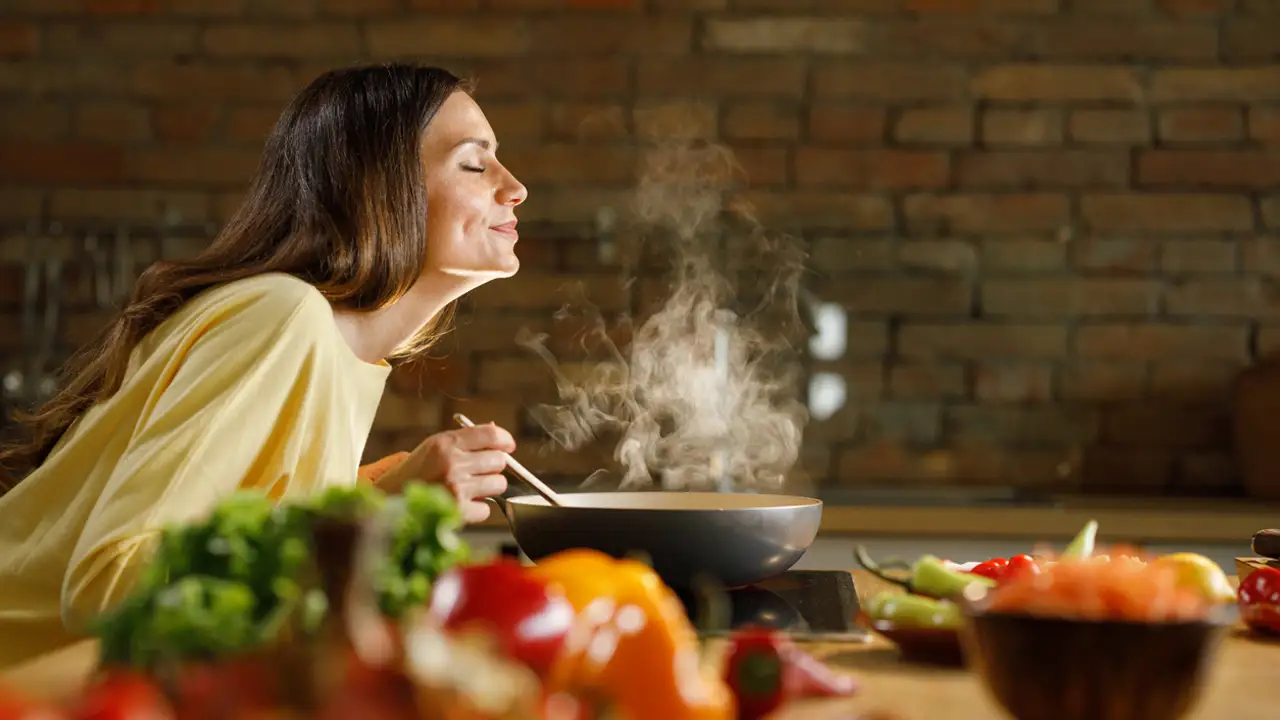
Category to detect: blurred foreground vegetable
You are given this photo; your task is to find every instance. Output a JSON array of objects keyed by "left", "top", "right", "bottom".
[
  {"left": 722, "top": 626, "right": 857, "bottom": 720},
  {"left": 93, "top": 482, "right": 469, "bottom": 669},
  {"left": 1238, "top": 566, "right": 1280, "bottom": 637},
  {"left": 528, "top": 549, "right": 736, "bottom": 720}
]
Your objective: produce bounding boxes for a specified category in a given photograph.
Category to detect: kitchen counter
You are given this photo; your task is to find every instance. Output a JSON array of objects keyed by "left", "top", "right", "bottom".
[
  {"left": 757, "top": 570, "right": 1275, "bottom": 720},
  {"left": 478, "top": 493, "right": 1278, "bottom": 544},
  {"left": 5, "top": 571, "right": 1272, "bottom": 719}
]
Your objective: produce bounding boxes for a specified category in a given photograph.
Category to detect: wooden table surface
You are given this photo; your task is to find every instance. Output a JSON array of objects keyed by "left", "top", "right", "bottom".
[{"left": 4, "top": 571, "right": 1277, "bottom": 719}]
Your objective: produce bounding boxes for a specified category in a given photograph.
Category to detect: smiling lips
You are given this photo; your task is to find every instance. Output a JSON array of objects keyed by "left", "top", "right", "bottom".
[{"left": 490, "top": 220, "right": 518, "bottom": 241}]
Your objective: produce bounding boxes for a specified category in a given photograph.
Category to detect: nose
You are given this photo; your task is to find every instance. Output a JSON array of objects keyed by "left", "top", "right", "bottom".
[{"left": 496, "top": 167, "right": 527, "bottom": 207}]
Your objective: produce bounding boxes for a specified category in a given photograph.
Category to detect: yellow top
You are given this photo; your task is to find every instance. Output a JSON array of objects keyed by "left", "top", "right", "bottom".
[{"left": 0, "top": 273, "right": 391, "bottom": 669}]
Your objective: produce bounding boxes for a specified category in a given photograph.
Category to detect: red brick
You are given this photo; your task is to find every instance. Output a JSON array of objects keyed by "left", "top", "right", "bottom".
[
  {"left": 1078, "top": 450, "right": 1173, "bottom": 495},
  {"left": 794, "top": 149, "right": 949, "bottom": 189},
  {"left": 877, "top": 19, "right": 1028, "bottom": 59},
  {"left": 899, "top": 323, "right": 1067, "bottom": 358},
  {"left": 809, "top": 237, "right": 894, "bottom": 271},
  {"left": 0, "top": 188, "right": 45, "bottom": 221},
  {"left": 637, "top": 58, "right": 805, "bottom": 98},
  {"left": 0, "top": 102, "right": 70, "bottom": 140},
  {"left": 894, "top": 106, "right": 973, "bottom": 145},
  {"left": 1151, "top": 68, "right": 1280, "bottom": 102},
  {"left": 1070, "top": 0, "right": 1152, "bottom": 12},
  {"left": 807, "top": 105, "right": 886, "bottom": 144},
  {"left": 1060, "top": 363, "right": 1146, "bottom": 401},
  {"left": 201, "top": 23, "right": 359, "bottom": 57},
  {"left": 1068, "top": 109, "right": 1151, "bottom": 145},
  {"left": 320, "top": 0, "right": 399, "bottom": 12},
  {"left": 1138, "top": 150, "right": 1280, "bottom": 188},
  {"left": 981, "top": 239, "right": 1066, "bottom": 271},
  {"left": 2, "top": 0, "right": 80, "bottom": 12},
  {"left": 163, "top": 0, "right": 246, "bottom": 15},
  {"left": 1162, "top": 241, "right": 1237, "bottom": 274},
  {"left": 1158, "top": 0, "right": 1233, "bottom": 12},
  {"left": 888, "top": 363, "right": 967, "bottom": 399},
  {"left": 130, "top": 64, "right": 300, "bottom": 101},
  {"left": 46, "top": 21, "right": 197, "bottom": 55},
  {"left": 982, "top": 279, "right": 1160, "bottom": 317},
  {"left": 243, "top": 0, "right": 315, "bottom": 17},
  {"left": 222, "top": 105, "right": 282, "bottom": 143},
  {"left": 85, "top": 0, "right": 161, "bottom": 13},
  {"left": 897, "top": 240, "right": 977, "bottom": 273},
  {"left": 730, "top": 191, "right": 893, "bottom": 230},
  {"left": 1149, "top": 360, "right": 1241, "bottom": 401},
  {"left": 703, "top": 17, "right": 869, "bottom": 54},
  {"left": 1157, "top": 107, "right": 1243, "bottom": 143},
  {"left": 733, "top": 147, "right": 789, "bottom": 187},
  {"left": 124, "top": 147, "right": 261, "bottom": 185},
  {"left": 516, "top": 187, "right": 633, "bottom": 225},
  {"left": 151, "top": 105, "right": 221, "bottom": 143},
  {"left": 972, "top": 65, "right": 1142, "bottom": 102},
  {"left": 980, "top": 108, "right": 1063, "bottom": 145},
  {"left": 48, "top": 188, "right": 209, "bottom": 222},
  {"left": 474, "top": 59, "right": 633, "bottom": 100},
  {"left": 904, "top": 194, "right": 1070, "bottom": 233},
  {"left": 1035, "top": 22, "right": 1216, "bottom": 60},
  {"left": 1248, "top": 108, "right": 1280, "bottom": 142},
  {"left": 633, "top": 101, "right": 716, "bottom": 139},
  {"left": 1223, "top": 24, "right": 1280, "bottom": 61},
  {"left": 1074, "top": 324, "right": 1249, "bottom": 360},
  {"left": 0, "top": 22, "right": 40, "bottom": 57},
  {"left": 973, "top": 363, "right": 1053, "bottom": 402},
  {"left": 902, "top": 0, "right": 1058, "bottom": 13},
  {"left": 501, "top": 144, "right": 633, "bottom": 185},
  {"left": 471, "top": 273, "right": 629, "bottom": 312},
  {"left": 724, "top": 103, "right": 800, "bottom": 141},
  {"left": 1166, "top": 279, "right": 1280, "bottom": 318},
  {"left": 74, "top": 103, "right": 150, "bottom": 142},
  {"left": 532, "top": 17, "right": 690, "bottom": 54},
  {"left": 366, "top": 19, "right": 529, "bottom": 56},
  {"left": 0, "top": 142, "right": 124, "bottom": 183},
  {"left": 1081, "top": 194, "right": 1254, "bottom": 232},
  {"left": 1070, "top": 237, "right": 1157, "bottom": 273},
  {"left": 1242, "top": 239, "right": 1280, "bottom": 274},
  {"left": 956, "top": 150, "right": 1128, "bottom": 188},
  {"left": 813, "top": 62, "right": 968, "bottom": 101},
  {"left": 1103, "top": 404, "right": 1226, "bottom": 450},
  {"left": 540, "top": 103, "right": 622, "bottom": 141},
  {"left": 824, "top": 278, "right": 971, "bottom": 316},
  {"left": 1263, "top": 198, "right": 1280, "bottom": 230},
  {"left": 734, "top": 0, "right": 896, "bottom": 10}
]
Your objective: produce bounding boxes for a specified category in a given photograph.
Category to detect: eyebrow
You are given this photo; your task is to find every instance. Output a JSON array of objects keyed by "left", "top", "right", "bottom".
[{"left": 454, "top": 137, "right": 497, "bottom": 152}]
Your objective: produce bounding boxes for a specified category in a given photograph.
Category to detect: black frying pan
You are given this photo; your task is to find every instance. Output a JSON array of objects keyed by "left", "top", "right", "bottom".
[{"left": 491, "top": 491, "right": 823, "bottom": 589}]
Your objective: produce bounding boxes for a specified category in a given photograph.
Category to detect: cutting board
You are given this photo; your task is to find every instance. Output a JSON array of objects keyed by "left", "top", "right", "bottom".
[{"left": 1236, "top": 556, "right": 1280, "bottom": 582}]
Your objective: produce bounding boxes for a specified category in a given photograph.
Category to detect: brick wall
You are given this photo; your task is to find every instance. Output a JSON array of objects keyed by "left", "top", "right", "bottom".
[{"left": 1, "top": 0, "right": 1276, "bottom": 497}]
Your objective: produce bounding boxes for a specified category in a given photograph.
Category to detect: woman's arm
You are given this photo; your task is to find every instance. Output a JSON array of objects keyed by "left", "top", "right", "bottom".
[{"left": 61, "top": 286, "right": 361, "bottom": 629}]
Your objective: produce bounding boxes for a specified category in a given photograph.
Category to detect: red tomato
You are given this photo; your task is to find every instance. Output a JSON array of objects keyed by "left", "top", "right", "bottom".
[
  {"left": 1239, "top": 566, "right": 1280, "bottom": 636},
  {"left": 1004, "top": 554, "right": 1040, "bottom": 580}
]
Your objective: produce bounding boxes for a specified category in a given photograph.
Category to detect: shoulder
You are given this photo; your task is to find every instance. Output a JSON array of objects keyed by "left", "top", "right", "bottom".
[{"left": 158, "top": 273, "right": 340, "bottom": 355}]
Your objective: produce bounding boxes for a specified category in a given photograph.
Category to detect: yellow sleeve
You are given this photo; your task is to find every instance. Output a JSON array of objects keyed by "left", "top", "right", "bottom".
[{"left": 62, "top": 285, "right": 354, "bottom": 628}]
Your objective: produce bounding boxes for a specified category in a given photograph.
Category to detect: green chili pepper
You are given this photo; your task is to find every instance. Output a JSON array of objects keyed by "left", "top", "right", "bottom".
[
  {"left": 863, "top": 592, "right": 962, "bottom": 630},
  {"left": 1061, "top": 520, "right": 1098, "bottom": 560},
  {"left": 855, "top": 546, "right": 996, "bottom": 600}
]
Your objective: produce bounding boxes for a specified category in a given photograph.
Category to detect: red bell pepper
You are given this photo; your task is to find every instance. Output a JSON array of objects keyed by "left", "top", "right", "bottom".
[
  {"left": 423, "top": 557, "right": 576, "bottom": 679},
  {"left": 71, "top": 671, "right": 175, "bottom": 720},
  {"left": 1238, "top": 566, "right": 1280, "bottom": 637},
  {"left": 722, "top": 625, "right": 858, "bottom": 720}
]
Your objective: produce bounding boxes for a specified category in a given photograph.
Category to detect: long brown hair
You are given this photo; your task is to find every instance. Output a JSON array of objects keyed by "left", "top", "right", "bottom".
[{"left": 0, "top": 63, "right": 469, "bottom": 486}]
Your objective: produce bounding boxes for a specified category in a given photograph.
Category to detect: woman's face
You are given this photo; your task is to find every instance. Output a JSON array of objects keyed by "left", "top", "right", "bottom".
[{"left": 419, "top": 91, "right": 528, "bottom": 280}]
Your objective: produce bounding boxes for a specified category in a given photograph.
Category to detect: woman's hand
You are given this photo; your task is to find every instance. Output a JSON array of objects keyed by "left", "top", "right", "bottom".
[{"left": 375, "top": 423, "right": 515, "bottom": 523}]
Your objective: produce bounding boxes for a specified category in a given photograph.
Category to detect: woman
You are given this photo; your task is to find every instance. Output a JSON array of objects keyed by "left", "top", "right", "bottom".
[{"left": 0, "top": 63, "right": 527, "bottom": 669}]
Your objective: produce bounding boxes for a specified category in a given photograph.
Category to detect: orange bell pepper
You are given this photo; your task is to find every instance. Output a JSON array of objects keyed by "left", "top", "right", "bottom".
[{"left": 527, "top": 550, "right": 735, "bottom": 720}]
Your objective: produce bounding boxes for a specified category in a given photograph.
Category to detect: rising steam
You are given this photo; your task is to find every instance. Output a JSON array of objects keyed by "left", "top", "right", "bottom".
[{"left": 518, "top": 121, "right": 810, "bottom": 493}]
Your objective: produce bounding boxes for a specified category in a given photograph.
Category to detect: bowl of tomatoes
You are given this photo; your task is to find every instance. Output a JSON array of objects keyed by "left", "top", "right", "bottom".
[{"left": 961, "top": 553, "right": 1231, "bottom": 720}]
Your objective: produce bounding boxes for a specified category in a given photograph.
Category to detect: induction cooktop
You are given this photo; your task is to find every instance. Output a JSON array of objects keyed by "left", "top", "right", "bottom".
[{"left": 673, "top": 570, "right": 871, "bottom": 642}]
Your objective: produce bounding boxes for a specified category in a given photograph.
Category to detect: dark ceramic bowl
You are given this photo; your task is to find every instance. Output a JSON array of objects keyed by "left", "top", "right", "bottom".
[
  {"left": 856, "top": 611, "right": 965, "bottom": 667},
  {"left": 962, "top": 608, "right": 1229, "bottom": 720}
]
